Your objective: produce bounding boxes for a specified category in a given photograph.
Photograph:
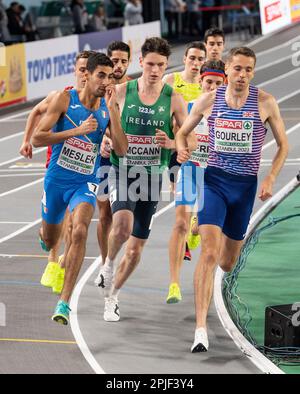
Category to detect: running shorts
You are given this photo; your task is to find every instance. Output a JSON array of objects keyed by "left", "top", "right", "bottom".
[
  {"left": 198, "top": 166, "right": 257, "bottom": 241},
  {"left": 175, "top": 161, "right": 205, "bottom": 210},
  {"left": 168, "top": 151, "right": 181, "bottom": 183},
  {"left": 108, "top": 165, "right": 162, "bottom": 240},
  {"left": 42, "top": 178, "right": 99, "bottom": 225},
  {"left": 97, "top": 157, "right": 112, "bottom": 198}
]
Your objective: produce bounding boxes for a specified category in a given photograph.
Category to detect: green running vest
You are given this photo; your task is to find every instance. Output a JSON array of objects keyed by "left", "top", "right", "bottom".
[{"left": 110, "top": 79, "right": 174, "bottom": 174}]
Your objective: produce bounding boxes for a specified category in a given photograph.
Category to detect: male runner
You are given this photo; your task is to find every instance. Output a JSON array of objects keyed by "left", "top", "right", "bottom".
[
  {"left": 204, "top": 28, "right": 225, "bottom": 62},
  {"left": 163, "top": 42, "right": 206, "bottom": 261},
  {"left": 176, "top": 47, "right": 289, "bottom": 352},
  {"left": 20, "top": 51, "right": 94, "bottom": 294},
  {"left": 100, "top": 37, "right": 196, "bottom": 322},
  {"left": 167, "top": 60, "right": 226, "bottom": 304},
  {"left": 96, "top": 41, "right": 132, "bottom": 278},
  {"left": 32, "top": 52, "right": 128, "bottom": 325}
]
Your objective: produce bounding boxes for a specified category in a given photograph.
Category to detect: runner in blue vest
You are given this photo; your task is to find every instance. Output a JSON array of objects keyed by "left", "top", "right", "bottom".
[
  {"left": 32, "top": 52, "right": 128, "bottom": 325},
  {"left": 176, "top": 47, "right": 289, "bottom": 353}
]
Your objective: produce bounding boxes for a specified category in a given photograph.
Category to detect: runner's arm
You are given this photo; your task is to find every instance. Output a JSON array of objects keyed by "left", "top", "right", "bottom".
[
  {"left": 172, "top": 92, "right": 198, "bottom": 151},
  {"left": 259, "top": 94, "right": 289, "bottom": 201},
  {"left": 19, "top": 91, "right": 57, "bottom": 158},
  {"left": 32, "top": 92, "right": 98, "bottom": 147},
  {"left": 162, "top": 73, "right": 174, "bottom": 86},
  {"left": 106, "top": 85, "right": 128, "bottom": 156}
]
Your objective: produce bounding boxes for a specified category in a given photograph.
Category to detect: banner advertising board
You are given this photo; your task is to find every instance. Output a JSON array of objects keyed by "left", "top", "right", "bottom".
[
  {"left": 0, "top": 43, "right": 27, "bottom": 108},
  {"left": 25, "top": 35, "right": 79, "bottom": 100}
]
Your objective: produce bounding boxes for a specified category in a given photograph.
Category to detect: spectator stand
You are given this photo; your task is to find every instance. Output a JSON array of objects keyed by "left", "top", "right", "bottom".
[
  {"left": 35, "top": 1, "right": 107, "bottom": 39},
  {"left": 198, "top": 3, "right": 260, "bottom": 40}
]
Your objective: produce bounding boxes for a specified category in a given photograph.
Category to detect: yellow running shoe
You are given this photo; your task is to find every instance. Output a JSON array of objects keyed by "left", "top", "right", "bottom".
[
  {"left": 166, "top": 283, "right": 182, "bottom": 304},
  {"left": 187, "top": 216, "right": 201, "bottom": 250},
  {"left": 52, "top": 266, "right": 65, "bottom": 295},
  {"left": 41, "top": 262, "right": 59, "bottom": 288}
]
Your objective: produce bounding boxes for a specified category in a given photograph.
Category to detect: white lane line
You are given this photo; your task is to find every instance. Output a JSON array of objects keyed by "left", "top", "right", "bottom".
[
  {"left": 0, "top": 219, "right": 41, "bottom": 244},
  {"left": 70, "top": 116, "right": 300, "bottom": 374},
  {"left": 258, "top": 68, "right": 300, "bottom": 88},
  {"left": 0, "top": 173, "right": 45, "bottom": 178},
  {"left": 256, "top": 53, "right": 295, "bottom": 72},
  {"left": 69, "top": 200, "right": 176, "bottom": 375},
  {"left": 0, "top": 131, "right": 24, "bottom": 143},
  {"left": 255, "top": 34, "right": 300, "bottom": 57},
  {"left": 262, "top": 122, "right": 300, "bottom": 151},
  {"left": 0, "top": 109, "right": 31, "bottom": 122},
  {"left": 0, "top": 222, "right": 31, "bottom": 224},
  {"left": 70, "top": 257, "right": 105, "bottom": 375},
  {"left": 0, "top": 148, "right": 47, "bottom": 168},
  {"left": 261, "top": 162, "right": 300, "bottom": 167},
  {"left": 280, "top": 108, "right": 300, "bottom": 111},
  {"left": 277, "top": 89, "right": 300, "bottom": 104},
  {"left": 0, "top": 254, "right": 98, "bottom": 260},
  {"left": 0, "top": 178, "right": 43, "bottom": 198},
  {"left": 214, "top": 176, "right": 299, "bottom": 375}
]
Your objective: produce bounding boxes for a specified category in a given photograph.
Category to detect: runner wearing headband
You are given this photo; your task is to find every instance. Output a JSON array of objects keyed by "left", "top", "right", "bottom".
[{"left": 167, "top": 60, "right": 226, "bottom": 304}]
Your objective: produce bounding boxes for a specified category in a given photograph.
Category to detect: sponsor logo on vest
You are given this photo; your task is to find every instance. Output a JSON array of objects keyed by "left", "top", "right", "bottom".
[
  {"left": 126, "top": 116, "right": 165, "bottom": 128},
  {"left": 215, "top": 119, "right": 243, "bottom": 130}
]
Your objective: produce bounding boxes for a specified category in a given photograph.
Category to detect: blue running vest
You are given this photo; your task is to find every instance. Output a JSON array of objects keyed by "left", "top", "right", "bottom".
[{"left": 46, "top": 89, "right": 109, "bottom": 184}]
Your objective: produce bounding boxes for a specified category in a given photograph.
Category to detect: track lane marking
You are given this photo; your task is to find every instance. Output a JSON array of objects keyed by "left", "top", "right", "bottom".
[{"left": 0, "top": 338, "right": 76, "bottom": 345}]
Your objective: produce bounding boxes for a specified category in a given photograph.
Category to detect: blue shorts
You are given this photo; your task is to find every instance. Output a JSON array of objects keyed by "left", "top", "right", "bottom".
[
  {"left": 97, "top": 157, "right": 111, "bottom": 197},
  {"left": 42, "top": 177, "right": 99, "bottom": 225},
  {"left": 198, "top": 166, "right": 257, "bottom": 241},
  {"left": 175, "top": 161, "right": 205, "bottom": 211}
]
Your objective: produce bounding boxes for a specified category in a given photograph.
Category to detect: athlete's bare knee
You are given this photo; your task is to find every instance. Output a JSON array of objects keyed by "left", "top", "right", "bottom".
[
  {"left": 219, "top": 257, "right": 238, "bottom": 273},
  {"left": 99, "top": 213, "right": 112, "bottom": 230},
  {"left": 174, "top": 217, "right": 188, "bottom": 235},
  {"left": 201, "top": 248, "right": 219, "bottom": 270},
  {"left": 72, "top": 223, "right": 88, "bottom": 244},
  {"left": 112, "top": 222, "right": 131, "bottom": 243},
  {"left": 126, "top": 247, "right": 142, "bottom": 267}
]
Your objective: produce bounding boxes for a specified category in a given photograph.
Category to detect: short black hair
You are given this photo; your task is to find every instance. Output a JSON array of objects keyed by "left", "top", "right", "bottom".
[
  {"left": 204, "top": 27, "right": 225, "bottom": 44},
  {"left": 141, "top": 37, "right": 171, "bottom": 59},
  {"left": 226, "top": 47, "right": 256, "bottom": 66},
  {"left": 107, "top": 41, "right": 131, "bottom": 60},
  {"left": 86, "top": 52, "right": 114, "bottom": 73},
  {"left": 185, "top": 41, "right": 207, "bottom": 57},
  {"left": 200, "top": 60, "right": 225, "bottom": 74}
]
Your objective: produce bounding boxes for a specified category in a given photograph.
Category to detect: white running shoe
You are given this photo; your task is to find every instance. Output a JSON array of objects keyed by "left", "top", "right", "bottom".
[
  {"left": 94, "top": 264, "right": 114, "bottom": 297},
  {"left": 104, "top": 296, "right": 120, "bottom": 322},
  {"left": 191, "top": 327, "right": 209, "bottom": 353}
]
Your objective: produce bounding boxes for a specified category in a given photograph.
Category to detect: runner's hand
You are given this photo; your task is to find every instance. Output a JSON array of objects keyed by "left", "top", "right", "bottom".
[
  {"left": 77, "top": 114, "right": 98, "bottom": 136},
  {"left": 19, "top": 142, "right": 33, "bottom": 159},
  {"left": 177, "top": 148, "right": 191, "bottom": 164},
  {"left": 155, "top": 129, "right": 174, "bottom": 149},
  {"left": 259, "top": 175, "right": 274, "bottom": 201},
  {"left": 105, "top": 85, "right": 118, "bottom": 110},
  {"left": 100, "top": 135, "right": 113, "bottom": 158}
]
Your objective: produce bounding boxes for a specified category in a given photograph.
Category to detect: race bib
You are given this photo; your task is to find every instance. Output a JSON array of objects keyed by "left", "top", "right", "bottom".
[
  {"left": 123, "top": 134, "right": 161, "bottom": 167},
  {"left": 57, "top": 137, "right": 99, "bottom": 175},
  {"left": 214, "top": 118, "right": 253, "bottom": 154},
  {"left": 190, "top": 118, "right": 209, "bottom": 168}
]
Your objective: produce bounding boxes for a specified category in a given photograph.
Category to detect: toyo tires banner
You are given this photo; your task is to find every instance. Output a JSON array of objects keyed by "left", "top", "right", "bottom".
[
  {"left": 0, "top": 20, "right": 162, "bottom": 108},
  {"left": 25, "top": 35, "right": 79, "bottom": 101}
]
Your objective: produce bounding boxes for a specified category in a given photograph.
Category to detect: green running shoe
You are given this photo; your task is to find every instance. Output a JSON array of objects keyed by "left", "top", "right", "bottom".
[
  {"left": 39, "top": 236, "right": 50, "bottom": 252},
  {"left": 52, "top": 301, "right": 71, "bottom": 326}
]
